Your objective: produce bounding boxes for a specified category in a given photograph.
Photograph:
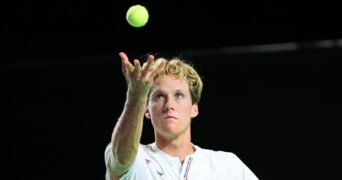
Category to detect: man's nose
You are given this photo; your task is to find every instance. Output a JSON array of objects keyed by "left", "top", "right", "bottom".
[{"left": 164, "top": 98, "right": 175, "bottom": 111}]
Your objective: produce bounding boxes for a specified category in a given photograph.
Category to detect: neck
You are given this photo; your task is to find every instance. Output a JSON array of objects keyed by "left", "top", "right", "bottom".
[{"left": 155, "top": 131, "right": 195, "bottom": 164}]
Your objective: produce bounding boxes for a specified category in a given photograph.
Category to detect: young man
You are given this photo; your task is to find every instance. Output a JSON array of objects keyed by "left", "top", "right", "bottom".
[{"left": 104, "top": 52, "right": 259, "bottom": 180}]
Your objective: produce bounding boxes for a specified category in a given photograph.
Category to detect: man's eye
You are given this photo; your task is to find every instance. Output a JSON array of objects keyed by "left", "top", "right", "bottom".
[
  {"left": 156, "top": 94, "right": 164, "bottom": 99},
  {"left": 176, "top": 93, "right": 184, "bottom": 98}
]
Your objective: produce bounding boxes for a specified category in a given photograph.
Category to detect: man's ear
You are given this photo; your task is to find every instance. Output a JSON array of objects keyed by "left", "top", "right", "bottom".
[
  {"left": 145, "top": 108, "right": 151, "bottom": 119},
  {"left": 191, "top": 103, "right": 199, "bottom": 118}
]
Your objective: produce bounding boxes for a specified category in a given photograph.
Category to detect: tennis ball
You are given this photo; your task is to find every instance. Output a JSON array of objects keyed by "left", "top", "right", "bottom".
[{"left": 126, "top": 4, "right": 149, "bottom": 28}]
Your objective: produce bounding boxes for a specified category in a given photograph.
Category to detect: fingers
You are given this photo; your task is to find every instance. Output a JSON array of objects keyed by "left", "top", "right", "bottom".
[
  {"left": 119, "top": 52, "right": 134, "bottom": 75},
  {"left": 133, "top": 59, "right": 141, "bottom": 77},
  {"left": 148, "top": 59, "right": 167, "bottom": 79},
  {"left": 119, "top": 52, "right": 144, "bottom": 80},
  {"left": 141, "top": 55, "right": 155, "bottom": 77},
  {"left": 119, "top": 52, "right": 166, "bottom": 81}
]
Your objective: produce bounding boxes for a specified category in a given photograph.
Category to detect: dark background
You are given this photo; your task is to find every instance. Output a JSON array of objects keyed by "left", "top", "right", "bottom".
[
  {"left": 2, "top": 0, "right": 342, "bottom": 179},
  {"left": 3, "top": 0, "right": 342, "bottom": 58}
]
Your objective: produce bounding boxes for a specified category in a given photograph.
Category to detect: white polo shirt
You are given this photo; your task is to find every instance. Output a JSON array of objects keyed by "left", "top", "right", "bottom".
[{"left": 105, "top": 143, "right": 258, "bottom": 180}]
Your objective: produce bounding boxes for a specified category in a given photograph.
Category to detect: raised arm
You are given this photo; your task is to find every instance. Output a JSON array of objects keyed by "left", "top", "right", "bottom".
[{"left": 107, "top": 52, "right": 166, "bottom": 178}]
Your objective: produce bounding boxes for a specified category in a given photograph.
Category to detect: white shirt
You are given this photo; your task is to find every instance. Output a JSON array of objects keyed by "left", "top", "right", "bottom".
[{"left": 105, "top": 143, "right": 259, "bottom": 180}]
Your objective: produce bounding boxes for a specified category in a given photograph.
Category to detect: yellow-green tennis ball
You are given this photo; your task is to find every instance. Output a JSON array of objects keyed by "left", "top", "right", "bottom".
[{"left": 126, "top": 4, "right": 149, "bottom": 28}]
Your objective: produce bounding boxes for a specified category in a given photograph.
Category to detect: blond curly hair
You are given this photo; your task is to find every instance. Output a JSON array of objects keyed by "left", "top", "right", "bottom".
[{"left": 153, "top": 57, "right": 203, "bottom": 104}]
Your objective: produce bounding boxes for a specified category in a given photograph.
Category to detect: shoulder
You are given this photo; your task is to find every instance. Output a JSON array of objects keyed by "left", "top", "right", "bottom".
[
  {"left": 105, "top": 143, "right": 147, "bottom": 158},
  {"left": 195, "top": 145, "right": 243, "bottom": 164}
]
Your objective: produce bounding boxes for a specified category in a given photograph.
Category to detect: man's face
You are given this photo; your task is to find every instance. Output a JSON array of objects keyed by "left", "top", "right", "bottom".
[{"left": 146, "top": 75, "right": 198, "bottom": 138}]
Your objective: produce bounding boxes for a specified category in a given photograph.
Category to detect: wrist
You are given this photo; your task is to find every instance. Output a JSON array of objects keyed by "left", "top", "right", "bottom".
[{"left": 126, "top": 90, "right": 148, "bottom": 102}]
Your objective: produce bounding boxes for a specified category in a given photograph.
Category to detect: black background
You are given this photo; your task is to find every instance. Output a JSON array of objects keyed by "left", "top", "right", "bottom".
[
  {"left": 2, "top": 0, "right": 342, "bottom": 179},
  {"left": 2, "top": 0, "right": 342, "bottom": 59}
]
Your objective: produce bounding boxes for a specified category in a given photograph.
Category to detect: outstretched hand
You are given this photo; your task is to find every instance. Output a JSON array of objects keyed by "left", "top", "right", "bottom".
[{"left": 119, "top": 52, "right": 166, "bottom": 97}]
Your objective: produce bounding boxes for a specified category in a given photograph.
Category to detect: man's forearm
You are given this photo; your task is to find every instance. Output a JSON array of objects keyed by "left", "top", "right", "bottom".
[{"left": 111, "top": 93, "right": 147, "bottom": 166}]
